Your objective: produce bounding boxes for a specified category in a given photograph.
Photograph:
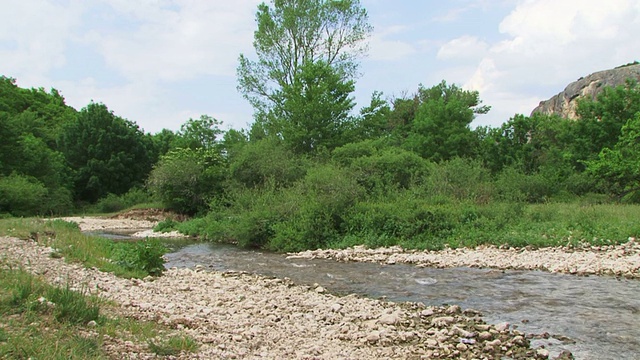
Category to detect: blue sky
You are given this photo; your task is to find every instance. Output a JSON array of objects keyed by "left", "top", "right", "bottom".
[{"left": 1, "top": 0, "right": 639, "bottom": 134}]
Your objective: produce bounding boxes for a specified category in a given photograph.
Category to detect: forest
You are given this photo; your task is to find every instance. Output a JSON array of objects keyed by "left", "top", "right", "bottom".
[{"left": 1, "top": 0, "right": 639, "bottom": 252}]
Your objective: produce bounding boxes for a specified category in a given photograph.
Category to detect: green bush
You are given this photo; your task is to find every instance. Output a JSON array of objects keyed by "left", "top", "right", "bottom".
[
  {"left": 147, "top": 148, "right": 224, "bottom": 214},
  {"left": 0, "top": 173, "right": 48, "bottom": 216},
  {"left": 348, "top": 147, "right": 431, "bottom": 195},
  {"left": 420, "top": 158, "right": 493, "bottom": 204},
  {"left": 111, "top": 239, "right": 167, "bottom": 276},
  {"left": 228, "top": 139, "right": 308, "bottom": 189}
]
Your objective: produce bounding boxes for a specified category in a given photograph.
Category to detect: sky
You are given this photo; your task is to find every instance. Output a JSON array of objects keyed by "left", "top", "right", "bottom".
[{"left": 1, "top": 0, "right": 639, "bottom": 134}]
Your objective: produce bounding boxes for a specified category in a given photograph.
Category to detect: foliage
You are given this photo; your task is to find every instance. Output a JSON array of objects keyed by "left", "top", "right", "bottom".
[
  {"left": 237, "top": 0, "right": 372, "bottom": 113},
  {"left": 398, "top": 81, "right": 490, "bottom": 161},
  {"left": 228, "top": 138, "right": 308, "bottom": 189},
  {"left": 111, "top": 239, "right": 167, "bottom": 276},
  {"left": 419, "top": 157, "right": 493, "bottom": 204},
  {"left": 0, "top": 173, "right": 48, "bottom": 217},
  {"left": 586, "top": 114, "right": 640, "bottom": 200},
  {"left": 275, "top": 60, "right": 356, "bottom": 153},
  {"left": 59, "top": 102, "right": 154, "bottom": 203},
  {"left": 147, "top": 147, "right": 225, "bottom": 214},
  {"left": 341, "top": 145, "right": 432, "bottom": 195},
  {"left": 172, "top": 115, "right": 223, "bottom": 150},
  {"left": 0, "top": 77, "right": 75, "bottom": 215},
  {"left": 91, "top": 188, "right": 153, "bottom": 214}
]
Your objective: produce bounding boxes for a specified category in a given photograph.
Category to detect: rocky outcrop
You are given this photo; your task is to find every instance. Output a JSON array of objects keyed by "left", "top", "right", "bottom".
[{"left": 531, "top": 63, "right": 640, "bottom": 119}]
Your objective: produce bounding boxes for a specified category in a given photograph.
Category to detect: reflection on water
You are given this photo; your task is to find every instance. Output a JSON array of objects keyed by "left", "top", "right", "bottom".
[{"left": 162, "top": 241, "right": 640, "bottom": 360}]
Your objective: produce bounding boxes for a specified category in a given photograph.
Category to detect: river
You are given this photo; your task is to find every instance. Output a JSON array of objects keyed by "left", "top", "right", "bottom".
[{"left": 99, "top": 233, "right": 640, "bottom": 359}]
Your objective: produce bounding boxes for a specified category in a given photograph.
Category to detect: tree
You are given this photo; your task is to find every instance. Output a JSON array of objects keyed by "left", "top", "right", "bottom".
[
  {"left": 275, "top": 59, "right": 355, "bottom": 153},
  {"left": 172, "top": 115, "right": 223, "bottom": 150},
  {"left": 400, "top": 81, "right": 490, "bottom": 161},
  {"left": 586, "top": 113, "right": 640, "bottom": 200},
  {"left": 237, "top": 0, "right": 372, "bottom": 129},
  {"left": 60, "top": 103, "right": 154, "bottom": 203}
]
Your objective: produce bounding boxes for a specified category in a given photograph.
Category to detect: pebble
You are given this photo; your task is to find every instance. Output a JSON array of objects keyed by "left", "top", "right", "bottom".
[{"left": 0, "top": 217, "right": 586, "bottom": 359}]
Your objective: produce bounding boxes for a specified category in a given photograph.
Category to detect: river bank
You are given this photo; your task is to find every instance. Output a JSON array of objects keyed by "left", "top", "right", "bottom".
[
  {"left": 0, "top": 215, "right": 576, "bottom": 359},
  {"left": 288, "top": 240, "right": 640, "bottom": 279}
]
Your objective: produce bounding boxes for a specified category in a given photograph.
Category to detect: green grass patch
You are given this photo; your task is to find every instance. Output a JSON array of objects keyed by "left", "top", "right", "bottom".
[
  {"left": 0, "top": 265, "right": 198, "bottom": 359},
  {"left": 148, "top": 335, "right": 199, "bottom": 356},
  {"left": 0, "top": 218, "right": 166, "bottom": 279}
]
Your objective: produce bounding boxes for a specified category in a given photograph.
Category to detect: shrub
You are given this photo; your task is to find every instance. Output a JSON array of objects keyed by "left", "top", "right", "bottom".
[
  {"left": 228, "top": 139, "right": 308, "bottom": 189},
  {"left": 111, "top": 239, "right": 167, "bottom": 276},
  {"left": 420, "top": 157, "right": 493, "bottom": 204},
  {"left": 0, "top": 173, "right": 48, "bottom": 216},
  {"left": 349, "top": 147, "right": 431, "bottom": 195},
  {"left": 147, "top": 148, "right": 224, "bottom": 214}
]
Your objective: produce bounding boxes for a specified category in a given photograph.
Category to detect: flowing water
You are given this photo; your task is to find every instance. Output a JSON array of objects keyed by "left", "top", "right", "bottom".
[{"left": 99, "top": 233, "right": 640, "bottom": 359}]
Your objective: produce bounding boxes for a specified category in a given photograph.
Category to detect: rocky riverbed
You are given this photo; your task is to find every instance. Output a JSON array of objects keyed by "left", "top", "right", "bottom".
[
  {"left": 288, "top": 241, "right": 640, "bottom": 279},
  {"left": 0, "top": 216, "right": 586, "bottom": 359}
]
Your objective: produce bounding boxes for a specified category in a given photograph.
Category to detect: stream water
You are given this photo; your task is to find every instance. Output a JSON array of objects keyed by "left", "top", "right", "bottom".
[{"left": 99, "top": 233, "right": 640, "bottom": 359}]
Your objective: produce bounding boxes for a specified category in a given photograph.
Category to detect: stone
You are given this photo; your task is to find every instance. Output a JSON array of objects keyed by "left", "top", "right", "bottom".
[
  {"left": 445, "top": 305, "right": 461, "bottom": 314},
  {"left": 536, "top": 348, "right": 550, "bottom": 358},
  {"left": 495, "top": 322, "right": 510, "bottom": 332},
  {"left": 378, "top": 313, "right": 400, "bottom": 325},
  {"left": 366, "top": 331, "right": 380, "bottom": 343},
  {"left": 531, "top": 63, "right": 640, "bottom": 119},
  {"left": 432, "top": 316, "right": 455, "bottom": 326}
]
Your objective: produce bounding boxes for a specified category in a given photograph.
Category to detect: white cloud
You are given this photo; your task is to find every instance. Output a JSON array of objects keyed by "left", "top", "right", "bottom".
[
  {"left": 91, "top": 0, "right": 261, "bottom": 82},
  {"left": 465, "top": 0, "right": 640, "bottom": 125},
  {"left": 368, "top": 25, "right": 417, "bottom": 61},
  {"left": 437, "top": 36, "right": 488, "bottom": 61},
  {"left": 0, "top": 0, "right": 84, "bottom": 81}
]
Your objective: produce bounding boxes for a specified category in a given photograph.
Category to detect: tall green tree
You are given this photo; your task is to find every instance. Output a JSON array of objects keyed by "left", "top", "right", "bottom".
[
  {"left": 237, "top": 0, "right": 372, "bottom": 147},
  {"left": 274, "top": 59, "right": 355, "bottom": 153},
  {"left": 60, "top": 103, "right": 153, "bottom": 203},
  {"left": 400, "top": 81, "right": 490, "bottom": 161},
  {"left": 587, "top": 113, "right": 640, "bottom": 199}
]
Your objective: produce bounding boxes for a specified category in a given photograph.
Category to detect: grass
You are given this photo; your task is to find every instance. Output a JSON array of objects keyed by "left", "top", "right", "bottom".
[
  {"left": 322, "top": 202, "right": 640, "bottom": 251},
  {"left": 0, "top": 262, "right": 198, "bottom": 359},
  {"left": 0, "top": 217, "right": 165, "bottom": 278}
]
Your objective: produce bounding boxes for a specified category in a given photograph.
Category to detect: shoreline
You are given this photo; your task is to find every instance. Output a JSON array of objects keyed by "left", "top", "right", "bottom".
[
  {"left": 62, "top": 215, "right": 640, "bottom": 278},
  {"left": 287, "top": 241, "right": 640, "bottom": 279},
  {"left": 0, "top": 216, "right": 582, "bottom": 359},
  {"left": 0, "top": 235, "right": 553, "bottom": 359}
]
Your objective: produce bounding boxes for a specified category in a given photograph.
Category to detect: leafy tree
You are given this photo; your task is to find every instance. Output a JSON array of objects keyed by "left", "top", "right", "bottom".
[
  {"left": 343, "top": 91, "right": 391, "bottom": 142},
  {"left": 149, "top": 129, "right": 179, "bottom": 160},
  {"left": 147, "top": 148, "right": 225, "bottom": 214},
  {"left": 172, "top": 115, "right": 223, "bottom": 150},
  {"left": 274, "top": 59, "right": 355, "bottom": 153},
  {"left": 237, "top": 0, "right": 372, "bottom": 114},
  {"left": 569, "top": 80, "right": 640, "bottom": 168},
  {"left": 401, "top": 81, "right": 490, "bottom": 161},
  {"left": 238, "top": 0, "right": 371, "bottom": 151},
  {"left": 586, "top": 113, "right": 640, "bottom": 200},
  {"left": 60, "top": 103, "right": 154, "bottom": 203}
]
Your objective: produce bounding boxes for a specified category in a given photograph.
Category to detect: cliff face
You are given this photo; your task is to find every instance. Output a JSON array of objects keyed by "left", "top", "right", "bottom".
[{"left": 531, "top": 63, "right": 640, "bottom": 119}]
